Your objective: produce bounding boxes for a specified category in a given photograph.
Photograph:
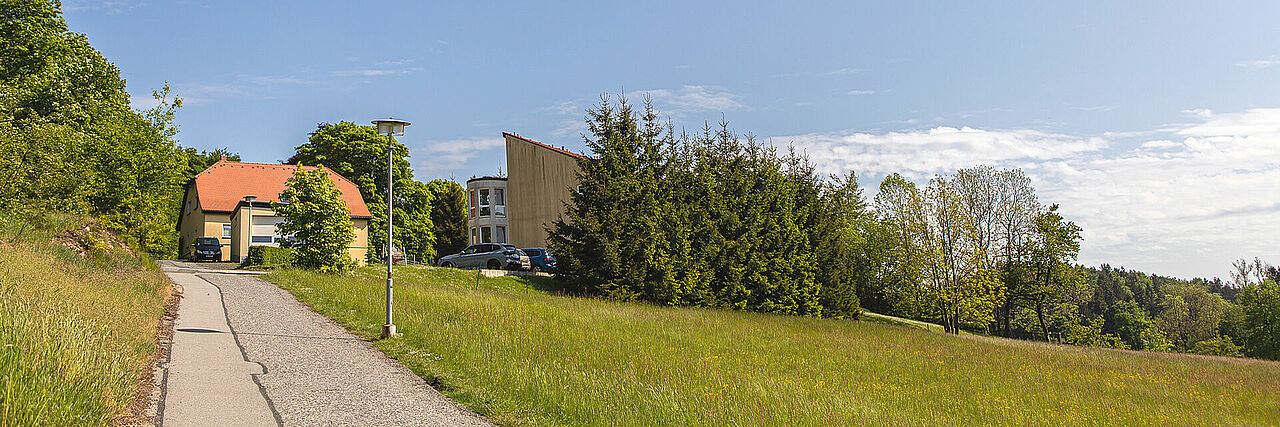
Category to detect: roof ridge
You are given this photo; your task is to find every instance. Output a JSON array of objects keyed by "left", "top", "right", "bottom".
[{"left": 502, "top": 132, "right": 588, "bottom": 159}]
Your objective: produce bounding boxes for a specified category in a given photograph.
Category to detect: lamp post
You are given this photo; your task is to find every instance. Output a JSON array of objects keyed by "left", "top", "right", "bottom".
[{"left": 372, "top": 118, "right": 410, "bottom": 339}]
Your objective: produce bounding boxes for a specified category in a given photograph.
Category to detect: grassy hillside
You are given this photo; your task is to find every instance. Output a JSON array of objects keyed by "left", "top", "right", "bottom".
[
  {"left": 0, "top": 214, "right": 172, "bottom": 426},
  {"left": 268, "top": 266, "right": 1280, "bottom": 426}
]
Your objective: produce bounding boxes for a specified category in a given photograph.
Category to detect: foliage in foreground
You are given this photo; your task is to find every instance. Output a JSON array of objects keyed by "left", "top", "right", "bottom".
[
  {"left": 274, "top": 168, "right": 356, "bottom": 273},
  {"left": 0, "top": 0, "right": 232, "bottom": 259},
  {"left": 268, "top": 266, "right": 1280, "bottom": 426},
  {"left": 0, "top": 213, "right": 169, "bottom": 425}
]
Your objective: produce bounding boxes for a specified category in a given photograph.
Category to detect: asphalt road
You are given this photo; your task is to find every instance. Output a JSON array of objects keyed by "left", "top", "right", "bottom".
[{"left": 158, "top": 261, "right": 492, "bottom": 426}]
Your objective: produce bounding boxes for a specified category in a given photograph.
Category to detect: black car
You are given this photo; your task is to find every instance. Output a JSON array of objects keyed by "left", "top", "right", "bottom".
[
  {"left": 190, "top": 237, "right": 223, "bottom": 261},
  {"left": 521, "top": 248, "right": 556, "bottom": 272}
]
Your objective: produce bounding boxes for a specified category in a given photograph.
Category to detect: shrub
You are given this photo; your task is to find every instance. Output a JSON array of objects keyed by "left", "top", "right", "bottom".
[{"left": 242, "top": 246, "right": 295, "bottom": 268}]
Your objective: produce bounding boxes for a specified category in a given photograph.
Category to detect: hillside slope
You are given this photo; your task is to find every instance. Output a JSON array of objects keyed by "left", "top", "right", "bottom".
[
  {"left": 268, "top": 266, "right": 1280, "bottom": 426},
  {"left": 0, "top": 214, "right": 173, "bottom": 426}
]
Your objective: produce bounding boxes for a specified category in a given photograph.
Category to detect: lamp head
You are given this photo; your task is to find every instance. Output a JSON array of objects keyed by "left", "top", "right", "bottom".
[{"left": 372, "top": 118, "right": 411, "bottom": 136}]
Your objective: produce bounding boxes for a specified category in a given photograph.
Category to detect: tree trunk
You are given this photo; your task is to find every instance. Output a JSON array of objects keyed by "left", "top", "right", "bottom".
[{"left": 1035, "top": 301, "right": 1050, "bottom": 342}]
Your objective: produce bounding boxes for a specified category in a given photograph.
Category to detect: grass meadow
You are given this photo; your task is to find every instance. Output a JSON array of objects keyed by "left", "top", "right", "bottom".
[
  {"left": 0, "top": 214, "right": 171, "bottom": 426},
  {"left": 268, "top": 266, "right": 1280, "bottom": 426}
]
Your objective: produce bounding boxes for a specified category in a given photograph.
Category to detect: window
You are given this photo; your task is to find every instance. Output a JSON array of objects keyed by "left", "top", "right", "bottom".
[
  {"left": 471, "top": 228, "right": 477, "bottom": 244},
  {"left": 496, "top": 226, "right": 506, "bottom": 243},
  {"left": 251, "top": 236, "right": 274, "bottom": 244},
  {"left": 479, "top": 189, "right": 491, "bottom": 217},
  {"left": 493, "top": 188, "right": 505, "bottom": 217},
  {"left": 222, "top": 224, "right": 231, "bottom": 239},
  {"left": 481, "top": 226, "right": 492, "bottom": 243},
  {"left": 469, "top": 190, "right": 477, "bottom": 218}
]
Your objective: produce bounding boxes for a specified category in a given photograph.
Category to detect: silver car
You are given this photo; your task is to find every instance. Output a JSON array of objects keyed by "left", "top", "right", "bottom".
[{"left": 437, "top": 243, "right": 530, "bottom": 270}]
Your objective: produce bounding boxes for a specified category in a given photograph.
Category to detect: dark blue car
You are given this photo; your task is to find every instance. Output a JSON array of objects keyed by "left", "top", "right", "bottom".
[{"left": 521, "top": 248, "right": 556, "bottom": 272}]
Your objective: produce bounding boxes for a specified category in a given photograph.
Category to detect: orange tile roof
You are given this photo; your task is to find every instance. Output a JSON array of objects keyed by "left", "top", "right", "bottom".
[
  {"left": 192, "top": 160, "right": 372, "bottom": 218},
  {"left": 503, "top": 132, "right": 589, "bottom": 159}
]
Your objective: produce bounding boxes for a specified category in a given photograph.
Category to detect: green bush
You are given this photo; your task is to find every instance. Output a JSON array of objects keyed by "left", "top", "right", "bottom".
[{"left": 242, "top": 246, "right": 296, "bottom": 268}]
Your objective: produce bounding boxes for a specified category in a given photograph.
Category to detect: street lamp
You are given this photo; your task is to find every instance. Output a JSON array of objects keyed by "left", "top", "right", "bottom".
[{"left": 372, "top": 118, "right": 409, "bottom": 339}]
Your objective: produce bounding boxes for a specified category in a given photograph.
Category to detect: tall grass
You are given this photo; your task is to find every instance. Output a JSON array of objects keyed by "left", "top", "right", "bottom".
[
  {"left": 269, "top": 266, "right": 1280, "bottom": 426},
  {"left": 0, "top": 214, "right": 170, "bottom": 426}
]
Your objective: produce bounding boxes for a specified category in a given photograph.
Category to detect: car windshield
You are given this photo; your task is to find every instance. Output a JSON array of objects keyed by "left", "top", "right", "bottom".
[{"left": 195, "top": 237, "right": 219, "bottom": 246}]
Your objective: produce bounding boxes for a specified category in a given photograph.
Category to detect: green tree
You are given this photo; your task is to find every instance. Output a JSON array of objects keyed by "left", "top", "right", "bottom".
[
  {"left": 426, "top": 179, "right": 468, "bottom": 258},
  {"left": 1022, "top": 205, "right": 1085, "bottom": 341},
  {"left": 1188, "top": 335, "right": 1244, "bottom": 357},
  {"left": 1, "top": 1, "right": 194, "bottom": 258},
  {"left": 1237, "top": 276, "right": 1280, "bottom": 360},
  {"left": 1109, "top": 300, "right": 1170, "bottom": 351},
  {"left": 549, "top": 95, "right": 826, "bottom": 316},
  {"left": 288, "top": 121, "right": 433, "bottom": 262},
  {"left": 273, "top": 168, "right": 356, "bottom": 273}
]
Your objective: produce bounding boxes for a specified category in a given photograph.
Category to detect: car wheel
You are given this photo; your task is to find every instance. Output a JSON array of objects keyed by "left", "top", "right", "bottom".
[
  {"left": 441, "top": 262, "right": 454, "bottom": 268},
  {"left": 487, "top": 260, "right": 501, "bottom": 270},
  {"left": 531, "top": 265, "right": 541, "bottom": 272}
]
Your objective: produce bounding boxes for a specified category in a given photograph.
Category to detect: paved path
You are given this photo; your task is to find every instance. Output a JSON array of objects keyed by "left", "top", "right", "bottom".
[{"left": 159, "top": 261, "right": 492, "bottom": 427}]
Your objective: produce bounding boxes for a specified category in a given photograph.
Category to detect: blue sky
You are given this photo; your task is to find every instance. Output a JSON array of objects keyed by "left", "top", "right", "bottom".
[{"left": 65, "top": 1, "right": 1280, "bottom": 278}]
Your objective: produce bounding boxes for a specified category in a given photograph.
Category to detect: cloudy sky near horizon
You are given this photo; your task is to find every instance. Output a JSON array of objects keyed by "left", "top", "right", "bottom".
[{"left": 65, "top": 1, "right": 1280, "bottom": 279}]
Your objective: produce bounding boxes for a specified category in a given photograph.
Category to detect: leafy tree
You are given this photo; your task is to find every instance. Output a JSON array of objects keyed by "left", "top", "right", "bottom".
[
  {"left": 1235, "top": 266, "right": 1280, "bottom": 360},
  {"left": 1023, "top": 205, "right": 1085, "bottom": 341},
  {"left": 1155, "top": 284, "right": 1227, "bottom": 351},
  {"left": 426, "top": 179, "right": 468, "bottom": 258},
  {"left": 1, "top": 1, "right": 197, "bottom": 258},
  {"left": 875, "top": 173, "right": 1002, "bottom": 333},
  {"left": 1063, "top": 316, "right": 1128, "bottom": 349},
  {"left": 289, "top": 121, "right": 433, "bottom": 262},
  {"left": 273, "top": 168, "right": 356, "bottom": 273},
  {"left": 1188, "top": 335, "right": 1244, "bottom": 357},
  {"left": 1108, "top": 300, "right": 1170, "bottom": 351}
]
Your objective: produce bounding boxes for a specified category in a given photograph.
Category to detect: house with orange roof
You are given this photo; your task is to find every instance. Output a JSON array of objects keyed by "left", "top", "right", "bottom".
[{"left": 176, "top": 158, "right": 371, "bottom": 263}]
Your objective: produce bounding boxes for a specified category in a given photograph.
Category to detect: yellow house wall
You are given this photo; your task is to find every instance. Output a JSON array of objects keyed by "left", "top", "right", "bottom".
[
  {"left": 505, "top": 134, "right": 582, "bottom": 249},
  {"left": 349, "top": 218, "right": 368, "bottom": 264},
  {"left": 181, "top": 185, "right": 370, "bottom": 264},
  {"left": 178, "top": 186, "right": 234, "bottom": 261}
]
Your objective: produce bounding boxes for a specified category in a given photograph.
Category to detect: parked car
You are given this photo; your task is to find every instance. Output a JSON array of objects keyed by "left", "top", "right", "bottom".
[
  {"left": 521, "top": 248, "right": 556, "bottom": 272},
  {"left": 437, "top": 243, "right": 530, "bottom": 270},
  {"left": 189, "top": 237, "right": 223, "bottom": 261}
]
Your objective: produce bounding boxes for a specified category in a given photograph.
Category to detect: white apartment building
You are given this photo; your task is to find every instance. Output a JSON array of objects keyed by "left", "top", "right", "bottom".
[{"left": 465, "top": 176, "right": 509, "bottom": 244}]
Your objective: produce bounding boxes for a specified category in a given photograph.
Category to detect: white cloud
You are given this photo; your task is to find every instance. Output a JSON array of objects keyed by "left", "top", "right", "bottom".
[
  {"left": 549, "top": 119, "right": 588, "bottom": 138},
  {"left": 847, "top": 90, "right": 878, "bottom": 96},
  {"left": 641, "top": 85, "right": 744, "bottom": 114},
  {"left": 1236, "top": 58, "right": 1280, "bottom": 69},
  {"left": 333, "top": 60, "right": 424, "bottom": 77},
  {"left": 414, "top": 137, "right": 506, "bottom": 177},
  {"left": 772, "top": 109, "right": 1280, "bottom": 279},
  {"left": 543, "top": 100, "right": 580, "bottom": 116}
]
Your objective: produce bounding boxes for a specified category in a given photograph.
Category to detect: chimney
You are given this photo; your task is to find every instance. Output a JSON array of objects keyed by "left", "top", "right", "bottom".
[{"left": 220, "top": 155, "right": 227, "bottom": 162}]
